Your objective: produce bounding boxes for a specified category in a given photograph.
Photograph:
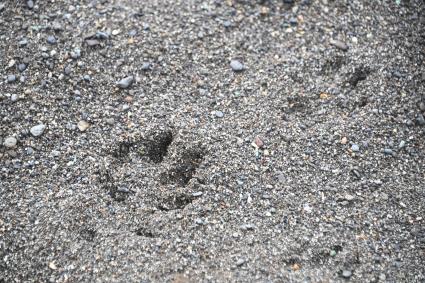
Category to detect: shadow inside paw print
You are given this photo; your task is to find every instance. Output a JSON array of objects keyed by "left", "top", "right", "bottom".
[{"left": 160, "top": 149, "right": 204, "bottom": 186}]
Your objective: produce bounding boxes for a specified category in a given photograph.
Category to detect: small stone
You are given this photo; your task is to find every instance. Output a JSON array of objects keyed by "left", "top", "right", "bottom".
[
  {"left": 330, "top": 39, "right": 348, "bottom": 51},
  {"left": 214, "top": 111, "right": 224, "bottom": 118},
  {"left": 18, "top": 39, "right": 28, "bottom": 47},
  {"left": 86, "top": 39, "right": 100, "bottom": 47},
  {"left": 398, "top": 140, "right": 406, "bottom": 149},
  {"left": 77, "top": 120, "right": 90, "bottom": 132},
  {"left": 47, "top": 36, "right": 57, "bottom": 45},
  {"left": 4, "top": 137, "right": 17, "bottom": 148},
  {"left": 26, "top": 0, "right": 34, "bottom": 9},
  {"left": 383, "top": 148, "right": 393, "bottom": 155},
  {"left": 236, "top": 258, "right": 245, "bottom": 267},
  {"left": 117, "top": 76, "right": 134, "bottom": 89},
  {"left": 351, "top": 144, "right": 360, "bottom": 152},
  {"left": 18, "top": 63, "right": 27, "bottom": 72},
  {"left": 342, "top": 270, "right": 352, "bottom": 278},
  {"left": 7, "top": 75, "right": 16, "bottom": 83},
  {"left": 83, "top": 75, "right": 91, "bottom": 81},
  {"left": 192, "top": 192, "right": 203, "bottom": 197},
  {"left": 223, "top": 20, "right": 232, "bottom": 28},
  {"left": 416, "top": 114, "right": 425, "bottom": 126},
  {"left": 345, "top": 194, "right": 355, "bottom": 201},
  {"left": 330, "top": 250, "right": 337, "bottom": 257},
  {"left": 30, "top": 124, "right": 46, "bottom": 137},
  {"left": 253, "top": 137, "right": 264, "bottom": 149},
  {"left": 70, "top": 48, "right": 81, "bottom": 59},
  {"left": 230, "top": 60, "right": 244, "bottom": 72},
  {"left": 141, "top": 62, "right": 151, "bottom": 71},
  {"left": 96, "top": 31, "right": 109, "bottom": 39},
  {"left": 64, "top": 66, "right": 72, "bottom": 75},
  {"left": 105, "top": 118, "right": 115, "bottom": 125},
  {"left": 289, "top": 17, "right": 298, "bottom": 25},
  {"left": 10, "top": 93, "right": 19, "bottom": 102},
  {"left": 341, "top": 137, "right": 348, "bottom": 144}
]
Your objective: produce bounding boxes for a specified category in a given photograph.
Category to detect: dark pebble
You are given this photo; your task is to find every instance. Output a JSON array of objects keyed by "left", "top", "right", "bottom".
[{"left": 416, "top": 114, "right": 425, "bottom": 126}]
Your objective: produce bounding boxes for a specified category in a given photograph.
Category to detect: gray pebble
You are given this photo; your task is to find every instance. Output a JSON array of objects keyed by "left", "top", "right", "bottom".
[
  {"left": 141, "top": 62, "right": 151, "bottom": 71},
  {"left": 416, "top": 114, "right": 425, "bottom": 126},
  {"left": 27, "top": 0, "right": 34, "bottom": 9},
  {"left": 86, "top": 39, "right": 100, "bottom": 47},
  {"left": 96, "top": 31, "right": 109, "bottom": 39},
  {"left": 18, "top": 39, "right": 28, "bottom": 47},
  {"left": 192, "top": 192, "right": 203, "bottom": 197},
  {"left": 330, "top": 39, "right": 348, "bottom": 51},
  {"left": 30, "top": 124, "right": 46, "bottom": 137},
  {"left": 236, "top": 258, "right": 246, "bottom": 267},
  {"left": 7, "top": 75, "right": 16, "bottom": 83},
  {"left": 351, "top": 144, "right": 360, "bottom": 152},
  {"left": 64, "top": 66, "right": 72, "bottom": 75},
  {"left": 18, "top": 63, "right": 27, "bottom": 72},
  {"left": 383, "top": 148, "right": 393, "bottom": 155},
  {"left": 4, "top": 137, "right": 17, "bottom": 148},
  {"left": 342, "top": 270, "right": 352, "bottom": 278},
  {"left": 117, "top": 76, "right": 134, "bottom": 89},
  {"left": 11, "top": 93, "right": 19, "bottom": 102},
  {"left": 215, "top": 111, "right": 224, "bottom": 118},
  {"left": 83, "top": 75, "right": 91, "bottom": 81},
  {"left": 398, "top": 140, "right": 406, "bottom": 149},
  {"left": 230, "top": 60, "right": 244, "bottom": 72},
  {"left": 47, "top": 36, "right": 57, "bottom": 45},
  {"left": 70, "top": 49, "right": 81, "bottom": 59}
]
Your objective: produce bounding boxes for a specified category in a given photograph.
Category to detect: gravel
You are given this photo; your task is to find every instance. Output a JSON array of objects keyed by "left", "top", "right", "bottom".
[
  {"left": 117, "top": 76, "right": 134, "bottom": 89},
  {"left": 3, "top": 137, "right": 17, "bottom": 148},
  {"left": 29, "top": 124, "right": 46, "bottom": 137},
  {"left": 230, "top": 59, "right": 245, "bottom": 72},
  {"left": 1, "top": 0, "right": 424, "bottom": 282}
]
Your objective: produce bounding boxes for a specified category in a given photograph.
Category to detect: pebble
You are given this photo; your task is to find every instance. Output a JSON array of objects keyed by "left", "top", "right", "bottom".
[
  {"left": 416, "top": 114, "right": 425, "bottom": 126},
  {"left": 70, "top": 49, "right": 81, "bottom": 59},
  {"left": 398, "top": 140, "right": 406, "bottom": 149},
  {"left": 236, "top": 258, "right": 246, "bottom": 267},
  {"left": 26, "top": 0, "right": 34, "bottom": 9},
  {"left": 253, "top": 137, "right": 264, "bottom": 149},
  {"left": 86, "top": 39, "right": 100, "bottom": 47},
  {"left": 330, "top": 39, "right": 348, "bottom": 51},
  {"left": 230, "top": 60, "right": 244, "bottom": 72},
  {"left": 214, "top": 111, "right": 224, "bottom": 118},
  {"left": 351, "top": 144, "right": 360, "bottom": 152},
  {"left": 117, "top": 76, "right": 134, "bottom": 89},
  {"left": 96, "top": 31, "right": 109, "bottom": 39},
  {"left": 141, "top": 62, "right": 151, "bottom": 71},
  {"left": 4, "top": 137, "right": 17, "bottom": 148},
  {"left": 18, "top": 63, "right": 27, "bottom": 72},
  {"left": 383, "top": 148, "right": 393, "bottom": 155},
  {"left": 77, "top": 120, "right": 90, "bottom": 132},
  {"left": 192, "top": 192, "right": 203, "bottom": 197},
  {"left": 342, "top": 270, "right": 352, "bottom": 278},
  {"left": 30, "top": 124, "right": 46, "bottom": 137},
  {"left": 7, "top": 75, "right": 16, "bottom": 83},
  {"left": 64, "top": 66, "right": 72, "bottom": 75},
  {"left": 47, "top": 36, "right": 57, "bottom": 45},
  {"left": 83, "top": 75, "right": 91, "bottom": 81},
  {"left": 18, "top": 39, "right": 28, "bottom": 47},
  {"left": 11, "top": 93, "right": 19, "bottom": 102}
]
